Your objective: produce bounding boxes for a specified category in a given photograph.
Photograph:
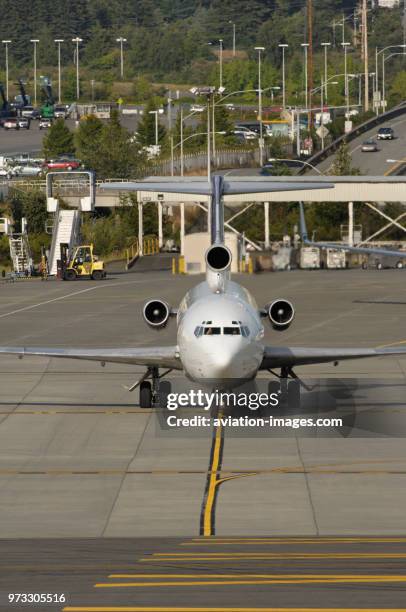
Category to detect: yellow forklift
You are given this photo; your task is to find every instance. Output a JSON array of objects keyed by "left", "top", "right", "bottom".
[{"left": 62, "top": 244, "right": 106, "bottom": 281}]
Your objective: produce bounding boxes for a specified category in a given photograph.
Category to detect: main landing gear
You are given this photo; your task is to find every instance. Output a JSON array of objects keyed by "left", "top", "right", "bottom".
[
  {"left": 267, "top": 366, "right": 309, "bottom": 410},
  {"left": 128, "top": 367, "right": 172, "bottom": 408}
]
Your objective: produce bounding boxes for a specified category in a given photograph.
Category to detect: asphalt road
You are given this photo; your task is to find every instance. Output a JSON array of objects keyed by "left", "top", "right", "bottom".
[
  {"left": 315, "top": 114, "right": 406, "bottom": 176},
  {"left": 0, "top": 268, "right": 406, "bottom": 610}
]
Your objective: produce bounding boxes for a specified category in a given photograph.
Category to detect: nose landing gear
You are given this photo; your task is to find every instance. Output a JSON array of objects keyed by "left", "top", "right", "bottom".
[
  {"left": 127, "top": 367, "right": 173, "bottom": 408},
  {"left": 267, "top": 367, "right": 313, "bottom": 410}
]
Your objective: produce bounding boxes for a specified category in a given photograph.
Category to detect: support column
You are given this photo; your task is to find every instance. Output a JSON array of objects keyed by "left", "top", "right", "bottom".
[
  {"left": 180, "top": 202, "right": 185, "bottom": 256},
  {"left": 138, "top": 202, "right": 143, "bottom": 256},
  {"left": 264, "top": 201, "right": 270, "bottom": 250},
  {"left": 158, "top": 202, "right": 163, "bottom": 249},
  {"left": 348, "top": 201, "right": 354, "bottom": 246}
]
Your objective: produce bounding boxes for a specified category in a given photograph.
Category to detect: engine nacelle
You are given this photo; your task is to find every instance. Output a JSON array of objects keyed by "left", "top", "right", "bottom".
[
  {"left": 143, "top": 299, "right": 171, "bottom": 329},
  {"left": 267, "top": 299, "right": 295, "bottom": 331},
  {"left": 205, "top": 244, "right": 232, "bottom": 272}
]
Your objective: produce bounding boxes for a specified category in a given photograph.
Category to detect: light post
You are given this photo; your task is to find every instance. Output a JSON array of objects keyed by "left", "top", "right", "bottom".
[
  {"left": 1, "top": 40, "right": 11, "bottom": 101},
  {"left": 229, "top": 21, "right": 236, "bottom": 57},
  {"left": 148, "top": 109, "right": 164, "bottom": 146},
  {"left": 375, "top": 44, "right": 406, "bottom": 114},
  {"left": 255, "top": 46, "right": 265, "bottom": 166},
  {"left": 279, "top": 44, "right": 288, "bottom": 109},
  {"left": 116, "top": 37, "right": 127, "bottom": 79},
  {"left": 341, "top": 42, "right": 351, "bottom": 117},
  {"left": 54, "top": 39, "right": 64, "bottom": 104},
  {"left": 321, "top": 42, "right": 331, "bottom": 103},
  {"left": 178, "top": 105, "right": 205, "bottom": 176},
  {"left": 30, "top": 39, "right": 39, "bottom": 106},
  {"left": 72, "top": 37, "right": 82, "bottom": 100},
  {"left": 301, "top": 43, "right": 309, "bottom": 110},
  {"left": 219, "top": 39, "right": 223, "bottom": 90}
]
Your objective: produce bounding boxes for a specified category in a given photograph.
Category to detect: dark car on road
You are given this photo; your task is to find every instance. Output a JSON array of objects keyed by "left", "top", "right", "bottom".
[{"left": 377, "top": 127, "right": 394, "bottom": 140}]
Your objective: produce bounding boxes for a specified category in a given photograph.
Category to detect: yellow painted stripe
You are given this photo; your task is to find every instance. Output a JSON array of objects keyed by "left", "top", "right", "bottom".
[
  {"left": 202, "top": 419, "right": 223, "bottom": 537},
  {"left": 95, "top": 577, "right": 406, "bottom": 587},
  {"left": 185, "top": 537, "right": 406, "bottom": 544},
  {"left": 62, "top": 606, "right": 406, "bottom": 612},
  {"left": 150, "top": 552, "right": 406, "bottom": 557},
  {"left": 107, "top": 574, "right": 406, "bottom": 579}
]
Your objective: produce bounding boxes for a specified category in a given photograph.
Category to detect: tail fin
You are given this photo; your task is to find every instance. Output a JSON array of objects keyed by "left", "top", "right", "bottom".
[
  {"left": 211, "top": 175, "right": 224, "bottom": 245},
  {"left": 299, "top": 202, "right": 309, "bottom": 243}
]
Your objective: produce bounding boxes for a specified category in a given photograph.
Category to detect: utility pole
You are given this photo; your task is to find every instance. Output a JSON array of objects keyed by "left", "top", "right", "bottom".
[
  {"left": 307, "top": 0, "right": 313, "bottom": 128},
  {"left": 362, "top": 0, "right": 369, "bottom": 111}
]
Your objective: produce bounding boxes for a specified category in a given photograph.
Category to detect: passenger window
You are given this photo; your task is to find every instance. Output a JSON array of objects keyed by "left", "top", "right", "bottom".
[
  {"left": 224, "top": 327, "right": 241, "bottom": 335},
  {"left": 204, "top": 327, "right": 221, "bottom": 335}
]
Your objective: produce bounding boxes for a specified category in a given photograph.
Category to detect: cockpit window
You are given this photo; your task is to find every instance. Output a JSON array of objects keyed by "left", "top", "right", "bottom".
[
  {"left": 204, "top": 327, "right": 221, "bottom": 335},
  {"left": 224, "top": 327, "right": 241, "bottom": 335},
  {"left": 241, "top": 326, "right": 250, "bottom": 337},
  {"left": 194, "top": 326, "right": 204, "bottom": 337}
]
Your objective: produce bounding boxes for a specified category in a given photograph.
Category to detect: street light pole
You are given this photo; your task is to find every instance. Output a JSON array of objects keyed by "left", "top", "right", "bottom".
[
  {"left": 54, "top": 39, "right": 64, "bottom": 104},
  {"left": 180, "top": 106, "right": 184, "bottom": 177},
  {"left": 219, "top": 39, "right": 223, "bottom": 90},
  {"left": 2, "top": 40, "right": 11, "bottom": 101},
  {"left": 279, "top": 44, "right": 288, "bottom": 109},
  {"left": 30, "top": 39, "right": 39, "bottom": 106},
  {"left": 301, "top": 43, "right": 309, "bottom": 109},
  {"left": 321, "top": 42, "right": 331, "bottom": 103},
  {"left": 255, "top": 46, "right": 265, "bottom": 167},
  {"left": 230, "top": 22, "right": 236, "bottom": 57},
  {"left": 207, "top": 96, "right": 211, "bottom": 182},
  {"left": 342, "top": 41, "right": 350, "bottom": 117},
  {"left": 72, "top": 37, "right": 82, "bottom": 100},
  {"left": 116, "top": 37, "right": 127, "bottom": 79}
]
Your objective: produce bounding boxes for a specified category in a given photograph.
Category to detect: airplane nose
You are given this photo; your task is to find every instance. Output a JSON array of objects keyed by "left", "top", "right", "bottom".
[{"left": 207, "top": 343, "right": 241, "bottom": 376}]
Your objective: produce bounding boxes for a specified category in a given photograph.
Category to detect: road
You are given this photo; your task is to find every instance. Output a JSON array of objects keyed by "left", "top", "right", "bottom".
[
  {"left": 0, "top": 267, "right": 406, "bottom": 609},
  {"left": 314, "top": 114, "right": 406, "bottom": 176}
]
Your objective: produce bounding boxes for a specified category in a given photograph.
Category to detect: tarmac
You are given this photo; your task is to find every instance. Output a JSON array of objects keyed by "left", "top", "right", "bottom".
[{"left": 1, "top": 266, "right": 406, "bottom": 611}]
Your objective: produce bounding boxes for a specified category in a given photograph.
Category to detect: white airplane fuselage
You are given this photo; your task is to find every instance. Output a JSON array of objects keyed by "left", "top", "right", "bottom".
[{"left": 177, "top": 275, "right": 265, "bottom": 389}]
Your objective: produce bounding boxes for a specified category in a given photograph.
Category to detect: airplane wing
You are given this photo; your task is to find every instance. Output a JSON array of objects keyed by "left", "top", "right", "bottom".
[
  {"left": 260, "top": 345, "right": 406, "bottom": 369},
  {"left": 0, "top": 346, "right": 181, "bottom": 369},
  {"left": 299, "top": 202, "right": 406, "bottom": 259}
]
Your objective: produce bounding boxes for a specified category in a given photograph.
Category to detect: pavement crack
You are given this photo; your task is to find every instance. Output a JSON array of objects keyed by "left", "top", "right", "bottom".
[{"left": 295, "top": 436, "right": 320, "bottom": 536}]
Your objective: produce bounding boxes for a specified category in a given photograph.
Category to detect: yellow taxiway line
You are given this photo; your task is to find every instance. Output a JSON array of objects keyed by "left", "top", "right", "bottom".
[
  {"left": 62, "top": 606, "right": 406, "bottom": 612},
  {"left": 95, "top": 576, "right": 406, "bottom": 587},
  {"left": 201, "top": 417, "right": 223, "bottom": 537},
  {"left": 183, "top": 537, "right": 406, "bottom": 545}
]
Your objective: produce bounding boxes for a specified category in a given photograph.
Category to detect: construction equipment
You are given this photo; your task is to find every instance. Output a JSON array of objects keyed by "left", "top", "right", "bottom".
[
  {"left": 63, "top": 244, "right": 106, "bottom": 281},
  {"left": 0, "top": 83, "right": 17, "bottom": 125},
  {"left": 40, "top": 76, "right": 55, "bottom": 119},
  {"left": 15, "top": 79, "right": 31, "bottom": 109}
]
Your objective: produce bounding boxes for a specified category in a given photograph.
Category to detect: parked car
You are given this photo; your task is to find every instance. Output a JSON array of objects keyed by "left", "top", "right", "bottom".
[
  {"left": 44, "top": 157, "right": 81, "bottom": 171},
  {"left": 377, "top": 126, "right": 394, "bottom": 140},
  {"left": 0, "top": 167, "right": 14, "bottom": 179},
  {"left": 16, "top": 116, "right": 30, "bottom": 129},
  {"left": 361, "top": 138, "right": 378, "bottom": 152},
  {"left": 12, "top": 163, "right": 43, "bottom": 177},
  {"left": 39, "top": 117, "right": 52, "bottom": 129},
  {"left": 233, "top": 128, "right": 257, "bottom": 140},
  {"left": 190, "top": 104, "right": 205, "bottom": 113},
  {"left": 3, "top": 117, "right": 19, "bottom": 130}
]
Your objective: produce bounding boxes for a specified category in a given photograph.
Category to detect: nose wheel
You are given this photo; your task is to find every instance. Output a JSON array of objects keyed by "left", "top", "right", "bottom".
[
  {"left": 131, "top": 367, "right": 173, "bottom": 408},
  {"left": 267, "top": 367, "right": 308, "bottom": 410}
]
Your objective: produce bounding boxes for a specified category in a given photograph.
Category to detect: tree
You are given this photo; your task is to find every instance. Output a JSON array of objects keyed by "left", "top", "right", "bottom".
[
  {"left": 137, "top": 101, "right": 167, "bottom": 147},
  {"left": 42, "top": 119, "right": 75, "bottom": 158},
  {"left": 330, "top": 143, "right": 360, "bottom": 176},
  {"left": 74, "top": 115, "right": 104, "bottom": 169}
]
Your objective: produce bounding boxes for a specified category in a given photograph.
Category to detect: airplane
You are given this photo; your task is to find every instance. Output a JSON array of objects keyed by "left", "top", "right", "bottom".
[
  {"left": 299, "top": 201, "right": 406, "bottom": 268},
  {"left": 0, "top": 175, "right": 406, "bottom": 410}
]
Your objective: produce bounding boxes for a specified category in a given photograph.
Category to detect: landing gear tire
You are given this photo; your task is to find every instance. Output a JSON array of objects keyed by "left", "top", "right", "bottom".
[
  {"left": 287, "top": 379, "right": 301, "bottom": 410},
  {"left": 91, "top": 270, "right": 104, "bottom": 280},
  {"left": 63, "top": 269, "right": 77, "bottom": 281},
  {"left": 159, "top": 380, "right": 172, "bottom": 409},
  {"left": 140, "top": 381, "right": 152, "bottom": 408}
]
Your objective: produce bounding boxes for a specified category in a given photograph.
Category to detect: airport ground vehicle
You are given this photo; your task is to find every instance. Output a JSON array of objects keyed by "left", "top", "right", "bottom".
[
  {"left": 21, "top": 106, "right": 40, "bottom": 119},
  {"left": 39, "top": 117, "right": 52, "bottom": 129},
  {"left": 63, "top": 244, "right": 106, "bottom": 281},
  {"left": 44, "top": 157, "right": 81, "bottom": 171},
  {"left": 377, "top": 127, "right": 394, "bottom": 140},
  {"left": 54, "top": 105, "right": 67, "bottom": 119},
  {"left": 16, "top": 116, "right": 30, "bottom": 129},
  {"left": 3, "top": 117, "right": 19, "bottom": 130},
  {"left": 361, "top": 138, "right": 378, "bottom": 152},
  {"left": 299, "top": 246, "right": 320, "bottom": 269},
  {"left": 320, "top": 248, "right": 346, "bottom": 269}
]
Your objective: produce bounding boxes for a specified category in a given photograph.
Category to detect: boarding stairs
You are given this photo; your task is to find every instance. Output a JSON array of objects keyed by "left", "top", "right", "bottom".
[
  {"left": 48, "top": 205, "right": 81, "bottom": 275},
  {"left": 9, "top": 233, "right": 33, "bottom": 275}
]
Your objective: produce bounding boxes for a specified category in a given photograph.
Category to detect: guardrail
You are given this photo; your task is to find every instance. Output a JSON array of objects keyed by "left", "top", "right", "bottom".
[
  {"left": 300, "top": 102, "right": 406, "bottom": 173},
  {"left": 126, "top": 237, "right": 159, "bottom": 269}
]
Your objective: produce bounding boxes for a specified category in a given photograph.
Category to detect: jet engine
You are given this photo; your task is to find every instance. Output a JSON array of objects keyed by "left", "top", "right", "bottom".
[
  {"left": 143, "top": 299, "right": 171, "bottom": 329},
  {"left": 205, "top": 244, "right": 232, "bottom": 272},
  {"left": 267, "top": 299, "right": 295, "bottom": 331}
]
